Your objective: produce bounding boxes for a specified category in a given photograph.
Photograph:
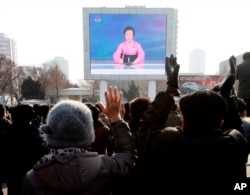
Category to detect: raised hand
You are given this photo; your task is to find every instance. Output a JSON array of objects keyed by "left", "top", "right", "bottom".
[
  {"left": 229, "top": 55, "right": 236, "bottom": 75},
  {"left": 165, "top": 54, "right": 176, "bottom": 77},
  {"left": 219, "top": 74, "right": 235, "bottom": 96},
  {"left": 96, "top": 86, "right": 123, "bottom": 123},
  {"left": 165, "top": 54, "right": 180, "bottom": 96},
  {"left": 212, "top": 55, "right": 236, "bottom": 96}
]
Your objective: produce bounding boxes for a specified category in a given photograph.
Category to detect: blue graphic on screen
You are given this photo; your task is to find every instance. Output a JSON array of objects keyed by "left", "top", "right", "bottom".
[{"left": 89, "top": 14, "right": 167, "bottom": 61}]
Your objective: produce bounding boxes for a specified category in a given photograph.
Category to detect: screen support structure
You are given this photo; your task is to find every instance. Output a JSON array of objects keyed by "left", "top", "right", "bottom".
[
  {"left": 148, "top": 80, "right": 156, "bottom": 101},
  {"left": 99, "top": 80, "right": 156, "bottom": 104},
  {"left": 100, "top": 80, "right": 108, "bottom": 104}
]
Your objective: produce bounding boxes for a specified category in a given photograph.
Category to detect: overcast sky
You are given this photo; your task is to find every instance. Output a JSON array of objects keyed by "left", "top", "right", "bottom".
[{"left": 1, "top": 0, "right": 250, "bottom": 83}]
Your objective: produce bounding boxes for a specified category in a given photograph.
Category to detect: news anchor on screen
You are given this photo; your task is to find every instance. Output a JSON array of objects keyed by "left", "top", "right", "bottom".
[{"left": 113, "top": 26, "right": 145, "bottom": 66}]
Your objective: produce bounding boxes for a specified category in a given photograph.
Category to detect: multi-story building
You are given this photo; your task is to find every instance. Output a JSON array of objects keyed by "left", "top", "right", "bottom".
[
  {"left": 218, "top": 53, "right": 246, "bottom": 94},
  {"left": 188, "top": 48, "right": 206, "bottom": 74},
  {"left": 0, "top": 33, "right": 17, "bottom": 64},
  {"left": 43, "top": 56, "right": 69, "bottom": 79},
  {"left": 219, "top": 54, "right": 243, "bottom": 76},
  {"left": 0, "top": 33, "right": 18, "bottom": 106}
]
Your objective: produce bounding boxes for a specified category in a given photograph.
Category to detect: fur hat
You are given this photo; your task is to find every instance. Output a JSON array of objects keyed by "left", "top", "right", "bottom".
[{"left": 40, "top": 100, "right": 94, "bottom": 149}]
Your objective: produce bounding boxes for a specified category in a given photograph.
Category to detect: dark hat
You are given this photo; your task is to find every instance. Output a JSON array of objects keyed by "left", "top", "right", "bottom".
[
  {"left": 179, "top": 91, "right": 227, "bottom": 128},
  {"left": 40, "top": 100, "right": 94, "bottom": 149},
  {"left": 243, "top": 52, "right": 250, "bottom": 60},
  {"left": 11, "top": 104, "right": 34, "bottom": 124}
]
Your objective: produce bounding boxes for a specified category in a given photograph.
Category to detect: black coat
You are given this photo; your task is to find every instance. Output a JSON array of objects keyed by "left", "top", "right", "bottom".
[
  {"left": 137, "top": 91, "right": 249, "bottom": 194},
  {"left": 21, "top": 120, "right": 137, "bottom": 195},
  {"left": 237, "top": 58, "right": 250, "bottom": 99},
  {"left": 2, "top": 123, "right": 49, "bottom": 195}
]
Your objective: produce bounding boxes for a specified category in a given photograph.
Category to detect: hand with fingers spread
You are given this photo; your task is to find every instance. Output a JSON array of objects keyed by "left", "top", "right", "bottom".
[
  {"left": 97, "top": 86, "right": 123, "bottom": 123},
  {"left": 165, "top": 54, "right": 180, "bottom": 96}
]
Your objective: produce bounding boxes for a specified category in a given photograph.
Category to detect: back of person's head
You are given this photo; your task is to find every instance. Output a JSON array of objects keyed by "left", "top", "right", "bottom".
[
  {"left": 37, "top": 105, "right": 50, "bottom": 119},
  {"left": 94, "top": 103, "right": 110, "bottom": 127},
  {"left": 123, "top": 102, "right": 130, "bottom": 122},
  {"left": 40, "top": 100, "right": 94, "bottom": 149},
  {"left": 10, "top": 104, "right": 35, "bottom": 124},
  {"left": 85, "top": 102, "right": 106, "bottom": 127},
  {"left": 33, "top": 104, "right": 40, "bottom": 113},
  {"left": 243, "top": 52, "right": 250, "bottom": 61},
  {"left": 0, "top": 104, "right": 6, "bottom": 118},
  {"left": 129, "top": 97, "right": 151, "bottom": 121},
  {"left": 85, "top": 102, "right": 100, "bottom": 121},
  {"left": 180, "top": 91, "right": 227, "bottom": 130},
  {"left": 171, "top": 103, "right": 179, "bottom": 111},
  {"left": 236, "top": 97, "right": 247, "bottom": 116}
]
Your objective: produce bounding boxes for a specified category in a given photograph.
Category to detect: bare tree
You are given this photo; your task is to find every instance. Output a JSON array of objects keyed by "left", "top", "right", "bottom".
[
  {"left": 15, "top": 66, "right": 40, "bottom": 99},
  {"left": 0, "top": 55, "right": 23, "bottom": 102},
  {"left": 25, "top": 66, "right": 41, "bottom": 80},
  {"left": 45, "top": 64, "right": 72, "bottom": 102},
  {"left": 32, "top": 62, "right": 73, "bottom": 102},
  {"left": 37, "top": 64, "right": 50, "bottom": 93},
  {"left": 134, "top": 80, "right": 148, "bottom": 97}
]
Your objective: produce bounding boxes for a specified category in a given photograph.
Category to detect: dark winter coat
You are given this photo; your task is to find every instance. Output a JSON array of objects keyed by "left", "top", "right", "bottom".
[
  {"left": 21, "top": 120, "right": 137, "bottom": 195},
  {"left": 2, "top": 123, "right": 49, "bottom": 195},
  {"left": 137, "top": 91, "right": 249, "bottom": 194}
]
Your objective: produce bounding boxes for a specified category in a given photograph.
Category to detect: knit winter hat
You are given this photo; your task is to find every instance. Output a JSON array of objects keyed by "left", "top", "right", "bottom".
[{"left": 40, "top": 100, "right": 94, "bottom": 149}]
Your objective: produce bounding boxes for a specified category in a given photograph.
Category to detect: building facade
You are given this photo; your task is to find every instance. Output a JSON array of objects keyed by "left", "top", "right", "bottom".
[
  {"left": 45, "top": 88, "right": 97, "bottom": 105},
  {"left": 43, "top": 56, "right": 69, "bottom": 79},
  {"left": 0, "top": 33, "right": 17, "bottom": 64},
  {"left": 188, "top": 48, "right": 206, "bottom": 74},
  {"left": 219, "top": 54, "right": 243, "bottom": 76}
]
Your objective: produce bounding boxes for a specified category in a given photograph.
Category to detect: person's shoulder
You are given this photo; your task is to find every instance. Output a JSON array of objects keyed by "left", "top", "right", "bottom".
[
  {"left": 94, "top": 124, "right": 110, "bottom": 135},
  {"left": 133, "top": 41, "right": 142, "bottom": 46},
  {"left": 159, "top": 127, "right": 186, "bottom": 143},
  {"left": 0, "top": 118, "right": 11, "bottom": 125},
  {"left": 224, "top": 129, "right": 248, "bottom": 144},
  {"left": 162, "top": 126, "right": 181, "bottom": 132},
  {"left": 119, "top": 41, "right": 126, "bottom": 46},
  {"left": 151, "top": 127, "right": 187, "bottom": 153},
  {"left": 242, "top": 116, "right": 250, "bottom": 124},
  {"left": 239, "top": 60, "right": 250, "bottom": 67}
]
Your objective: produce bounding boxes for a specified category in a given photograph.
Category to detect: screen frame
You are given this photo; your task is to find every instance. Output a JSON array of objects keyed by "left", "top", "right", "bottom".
[{"left": 83, "top": 7, "right": 178, "bottom": 80}]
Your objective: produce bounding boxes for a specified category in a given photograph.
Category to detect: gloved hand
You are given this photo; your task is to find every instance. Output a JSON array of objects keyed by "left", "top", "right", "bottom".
[
  {"left": 219, "top": 74, "right": 235, "bottom": 96},
  {"left": 214, "top": 55, "right": 236, "bottom": 96},
  {"left": 229, "top": 55, "right": 237, "bottom": 95},
  {"left": 217, "top": 56, "right": 240, "bottom": 132},
  {"left": 229, "top": 55, "right": 236, "bottom": 75},
  {"left": 165, "top": 54, "right": 180, "bottom": 96}
]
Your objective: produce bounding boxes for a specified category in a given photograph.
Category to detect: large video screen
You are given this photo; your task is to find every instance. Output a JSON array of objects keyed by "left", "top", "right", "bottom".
[{"left": 83, "top": 8, "right": 178, "bottom": 80}]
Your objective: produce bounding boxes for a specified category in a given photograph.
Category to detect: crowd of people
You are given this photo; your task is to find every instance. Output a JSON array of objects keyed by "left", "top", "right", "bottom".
[{"left": 1, "top": 53, "right": 250, "bottom": 194}]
